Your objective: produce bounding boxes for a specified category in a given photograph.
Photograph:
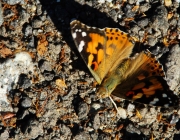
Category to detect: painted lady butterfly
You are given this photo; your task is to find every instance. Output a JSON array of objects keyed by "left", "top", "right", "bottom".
[{"left": 70, "top": 20, "right": 179, "bottom": 107}]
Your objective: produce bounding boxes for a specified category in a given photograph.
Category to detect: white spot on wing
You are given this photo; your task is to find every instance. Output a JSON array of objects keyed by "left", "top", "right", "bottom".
[
  {"left": 78, "top": 29, "right": 82, "bottom": 32},
  {"left": 150, "top": 98, "right": 159, "bottom": 105},
  {"left": 78, "top": 41, "right": 85, "bottom": 52},
  {"left": 154, "top": 98, "right": 159, "bottom": 101},
  {"left": 150, "top": 101, "right": 156, "bottom": 105},
  {"left": 162, "top": 93, "right": 167, "bottom": 98},
  {"left": 72, "top": 32, "right": 77, "bottom": 38},
  {"left": 82, "top": 32, "right": 87, "bottom": 37}
]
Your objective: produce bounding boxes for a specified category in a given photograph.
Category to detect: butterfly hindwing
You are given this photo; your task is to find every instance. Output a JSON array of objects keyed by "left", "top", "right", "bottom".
[{"left": 112, "top": 51, "right": 179, "bottom": 107}]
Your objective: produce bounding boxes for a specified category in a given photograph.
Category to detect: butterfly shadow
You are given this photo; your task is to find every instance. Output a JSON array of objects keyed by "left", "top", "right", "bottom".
[{"left": 38, "top": 0, "right": 135, "bottom": 71}]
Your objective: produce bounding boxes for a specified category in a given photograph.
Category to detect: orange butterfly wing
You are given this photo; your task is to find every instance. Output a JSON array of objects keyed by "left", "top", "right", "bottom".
[{"left": 70, "top": 20, "right": 134, "bottom": 84}]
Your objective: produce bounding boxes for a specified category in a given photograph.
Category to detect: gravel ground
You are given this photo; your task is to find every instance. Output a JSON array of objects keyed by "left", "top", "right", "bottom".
[{"left": 0, "top": 0, "right": 180, "bottom": 139}]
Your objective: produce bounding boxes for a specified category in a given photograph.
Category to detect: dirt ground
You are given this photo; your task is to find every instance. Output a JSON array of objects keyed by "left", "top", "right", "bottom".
[{"left": 0, "top": 0, "right": 180, "bottom": 139}]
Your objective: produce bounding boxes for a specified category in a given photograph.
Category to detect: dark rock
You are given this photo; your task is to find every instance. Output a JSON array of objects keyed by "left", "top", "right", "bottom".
[
  {"left": 0, "top": 26, "right": 6, "bottom": 37},
  {"left": 43, "top": 71, "right": 54, "bottom": 81},
  {"left": 102, "top": 98, "right": 113, "bottom": 108},
  {"left": 36, "top": 4, "right": 42, "bottom": 16},
  {"left": 0, "top": 1, "right": 3, "bottom": 26},
  {"left": 151, "top": 6, "right": 169, "bottom": 36},
  {"left": 63, "top": 88, "right": 78, "bottom": 100},
  {"left": 139, "top": 3, "right": 151, "bottom": 13},
  {"left": 137, "top": 18, "right": 149, "bottom": 27},
  {"left": 32, "top": 19, "right": 43, "bottom": 28},
  {"left": 3, "top": 8, "right": 14, "bottom": 18},
  {"left": 93, "top": 113, "right": 100, "bottom": 130},
  {"left": 19, "top": 109, "right": 29, "bottom": 119},
  {"left": 39, "top": 91, "right": 48, "bottom": 100},
  {"left": 166, "top": 44, "right": 180, "bottom": 90},
  {"left": 126, "top": 124, "right": 141, "bottom": 135},
  {"left": 90, "top": 133, "right": 98, "bottom": 140},
  {"left": 46, "top": 36, "right": 54, "bottom": 42},
  {"left": 146, "top": 35, "right": 157, "bottom": 46},
  {"left": 21, "top": 97, "right": 32, "bottom": 108},
  {"left": 123, "top": 4, "right": 136, "bottom": 18},
  {"left": 169, "top": 18, "right": 177, "bottom": 27},
  {"left": 74, "top": 132, "right": 91, "bottom": 140},
  {"left": 131, "top": 25, "right": 141, "bottom": 34},
  {"left": 59, "top": 124, "right": 72, "bottom": 139},
  {"left": 98, "top": 133, "right": 110, "bottom": 140},
  {"left": 24, "top": 25, "right": 33, "bottom": 36},
  {"left": 18, "top": 74, "right": 31, "bottom": 89},
  {"left": 26, "top": 36, "right": 35, "bottom": 48},
  {"left": 27, "top": 123, "right": 44, "bottom": 139},
  {"left": 39, "top": 60, "right": 52, "bottom": 72},
  {"left": 77, "top": 102, "right": 89, "bottom": 119},
  {"left": 0, "top": 130, "right": 9, "bottom": 140},
  {"left": 3, "top": 0, "right": 25, "bottom": 5},
  {"left": 10, "top": 20, "right": 18, "bottom": 29},
  {"left": 170, "top": 114, "right": 179, "bottom": 125},
  {"left": 128, "top": 0, "right": 136, "bottom": 4}
]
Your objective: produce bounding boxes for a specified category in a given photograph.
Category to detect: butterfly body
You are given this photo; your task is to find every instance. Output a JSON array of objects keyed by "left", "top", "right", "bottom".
[
  {"left": 98, "top": 58, "right": 131, "bottom": 98},
  {"left": 70, "top": 20, "right": 179, "bottom": 107}
]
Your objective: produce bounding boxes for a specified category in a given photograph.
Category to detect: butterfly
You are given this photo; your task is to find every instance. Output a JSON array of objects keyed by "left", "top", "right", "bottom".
[{"left": 70, "top": 20, "right": 179, "bottom": 107}]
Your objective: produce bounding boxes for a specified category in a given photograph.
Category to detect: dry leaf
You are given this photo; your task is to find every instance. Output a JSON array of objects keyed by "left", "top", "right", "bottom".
[
  {"left": 131, "top": 36, "right": 140, "bottom": 42},
  {"left": 115, "top": 124, "right": 124, "bottom": 131},
  {"left": 157, "top": 113, "right": 162, "bottom": 122},
  {"left": 124, "top": 17, "right": 134, "bottom": 21},
  {"left": 167, "top": 12, "right": 173, "bottom": 19},
  {"left": 163, "top": 36, "right": 178, "bottom": 47},
  {"left": 132, "top": 5, "right": 139, "bottom": 12},
  {"left": 136, "top": 109, "right": 142, "bottom": 120},
  {"left": 37, "top": 35, "right": 48, "bottom": 56},
  {"left": 163, "top": 37, "right": 169, "bottom": 47},
  {"left": 56, "top": 79, "right": 67, "bottom": 88},
  {"left": 0, "top": 47, "right": 12, "bottom": 58},
  {"left": 103, "top": 128, "right": 113, "bottom": 133},
  {"left": 150, "top": 134, "right": 154, "bottom": 140},
  {"left": 165, "top": 0, "right": 172, "bottom": 6}
]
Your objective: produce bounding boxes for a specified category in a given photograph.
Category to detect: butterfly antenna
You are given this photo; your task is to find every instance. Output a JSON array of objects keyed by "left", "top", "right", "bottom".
[{"left": 109, "top": 96, "right": 121, "bottom": 116}]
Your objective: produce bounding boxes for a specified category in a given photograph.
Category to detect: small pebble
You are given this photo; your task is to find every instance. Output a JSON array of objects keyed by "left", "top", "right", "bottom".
[{"left": 21, "top": 97, "right": 32, "bottom": 108}]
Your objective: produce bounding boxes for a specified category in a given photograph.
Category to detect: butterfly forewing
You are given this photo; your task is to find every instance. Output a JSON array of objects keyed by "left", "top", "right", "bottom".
[
  {"left": 103, "top": 27, "right": 134, "bottom": 72},
  {"left": 70, "top": 20, "right": 134, "bottom": 84},
  {"left": 71, "top": 20, "right": 106, "bottom": 84}
]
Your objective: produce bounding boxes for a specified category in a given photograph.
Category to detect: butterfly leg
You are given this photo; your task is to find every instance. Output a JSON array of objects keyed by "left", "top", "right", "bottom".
[{"left": 109, "top": 96, "right": 122, "bottom": 117}]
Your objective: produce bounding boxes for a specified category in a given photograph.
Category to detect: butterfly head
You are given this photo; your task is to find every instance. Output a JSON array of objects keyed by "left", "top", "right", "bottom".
[{"left": 96, "top": 86, "right": 110, "bottom": 99}]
